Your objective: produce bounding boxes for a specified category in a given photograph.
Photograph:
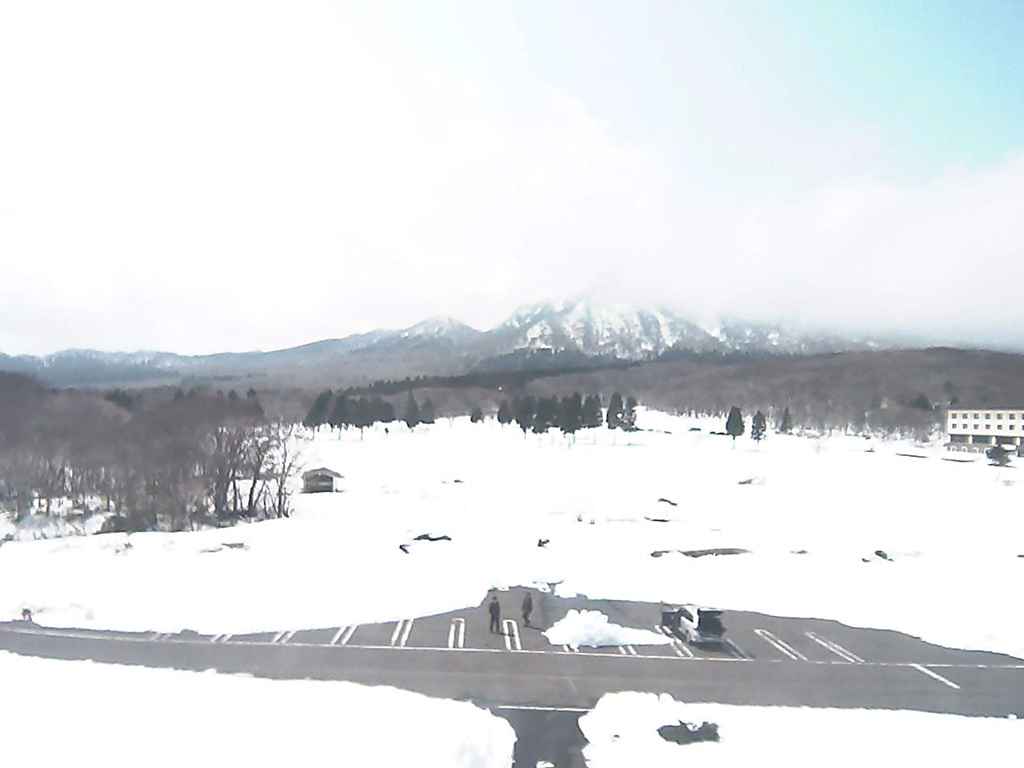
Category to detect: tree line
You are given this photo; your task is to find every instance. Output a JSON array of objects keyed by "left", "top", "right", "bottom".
[
  {"left": 302, "top": 386, "right": 640, "bottom": 438},
  {"left": 303, "top": 391, "right": 437, "bottom": 432},
  {"left": 499, "top": 392, "right": 637, "bottom": 435},
  {"left": 0, "top": 373, "right": 301, "bottom": 532}
]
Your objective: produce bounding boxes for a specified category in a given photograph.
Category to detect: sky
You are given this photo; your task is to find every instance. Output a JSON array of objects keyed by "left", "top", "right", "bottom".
[{"left": 1, "top": 0, "right": 1023, "bottom": 355}]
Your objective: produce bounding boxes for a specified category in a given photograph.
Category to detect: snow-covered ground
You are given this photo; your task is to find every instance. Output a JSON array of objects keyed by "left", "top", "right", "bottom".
[
  {"left": 0, "top": 651, "right": 514, "bottom": 767},
  {"left": 2, "top": 409, "right": 1023, "bottom": 658},
  {"left": 581, "top": 692, "right": 1022, "bottom": 765}
]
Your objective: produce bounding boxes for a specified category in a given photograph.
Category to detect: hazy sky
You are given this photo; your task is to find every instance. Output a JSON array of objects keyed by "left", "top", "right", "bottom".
[{"left": 1, "top": 1, "right": 1023, "bottom": 355}]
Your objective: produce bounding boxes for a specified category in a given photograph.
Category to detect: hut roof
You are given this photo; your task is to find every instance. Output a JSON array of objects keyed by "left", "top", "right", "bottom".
[{"left": 302, "top": 467, "right": 343, "bottom": 479}]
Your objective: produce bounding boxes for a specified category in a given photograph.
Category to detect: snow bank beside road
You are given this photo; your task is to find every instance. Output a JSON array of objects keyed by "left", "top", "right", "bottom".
[
  {"left": 0, "top": 652, "right": 514, "bottom": 767},
  {"left": 581, "top": 692, "right": 1023, "bottom": 765},
  {"left": 544, "top": 609, "right": 671, "bottom": 650}
]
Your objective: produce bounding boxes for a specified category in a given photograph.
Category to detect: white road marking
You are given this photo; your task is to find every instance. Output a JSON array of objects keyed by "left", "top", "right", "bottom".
[
  {"left": 340, "top": 625, "right": 358, "bottom": 645},
  {"left": 330, "top": 626, "right": 348, "bottom": 646},
  {"left": 387, "top": 622, "right": 411, "bottom": 647},
  {"left": 656, "top": 625, "right": 694, "bottom": 658},
  {"left": 618, "top": 646, "right": 628, "bottom": 655},
  {"left": 755, "top": 629, "right": 808, "bottom": 661},
  {"left": 562, "top": 644, "right": 577, "bottom": 653},
  {"left": 805, "top": 632, "right": 864, "bottom": 663},
  {"left": 625, "top": 645, "right": 637, "bottom": 656},
  {"left": 271, "top": 631, "right": 287, "bottom": 644},
  {"left": 503, "top": 619, "right": 522, "bottom": 651},
  {"left": 399, "top": 618, "right": 414, "bottom": 648},
  {"left": 725, "top": 639, "right": 750, "bottom": 660},
  {"left": 275, "top": 630, "right": 296, "bottom": 644},
  {"left": 495, "top": 705, "right": 591, "bottom": 713},
  {"left": 448, "top": 618, "right": 466, "bottom": 649},
  {"left": 210, "top": 633, "right": 232, "bottom": 644},
  {"left": 912, "top": 664, "right": 962, "bottom": 690}
]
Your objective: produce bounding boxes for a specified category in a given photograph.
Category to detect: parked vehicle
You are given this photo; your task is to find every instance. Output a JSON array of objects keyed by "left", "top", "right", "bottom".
[{"left": 661, "top": 604, "right": 726, "bottom": 645}]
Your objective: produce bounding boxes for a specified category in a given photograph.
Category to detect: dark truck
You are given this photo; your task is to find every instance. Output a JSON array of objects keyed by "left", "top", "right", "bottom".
[{"left": 661, "top": 604, "right": 726, "bottom": 646}]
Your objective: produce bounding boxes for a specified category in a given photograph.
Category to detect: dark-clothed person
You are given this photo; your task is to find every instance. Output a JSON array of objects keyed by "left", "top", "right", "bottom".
[
  {"left": 488, "top": 596, "right": 502, "bottom": 633},
  {"left": 522, "top": 592, "right": 533, "bottom": 627}
]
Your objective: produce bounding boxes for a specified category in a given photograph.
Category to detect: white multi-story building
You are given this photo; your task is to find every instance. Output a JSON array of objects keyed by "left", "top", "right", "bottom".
[{"left": 946, "top": 407, "right": 1024, "bottom": 454}]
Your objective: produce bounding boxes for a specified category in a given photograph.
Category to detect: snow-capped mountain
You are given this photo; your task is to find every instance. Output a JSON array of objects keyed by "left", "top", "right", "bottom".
[
  {"left": 0, "top": 299, "right": 886, "bottom": 388},
  {"left": 486, "top": 299, "right": 715, "bottom": 358},
  {"left": 478, "top": 299, "right": 876, "bottom": 360}
]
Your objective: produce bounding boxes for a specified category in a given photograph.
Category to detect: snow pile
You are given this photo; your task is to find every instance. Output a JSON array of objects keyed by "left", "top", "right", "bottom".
[
  {"left": 543, "top": 609, "right": 671, "bottom": 650},
  {"left": 1, "top": 511, "right": 112, "bottom": 541},
  {"left": 0, "top": 651, "right": 515, "bottom": 767},
  {"left": 580, "top": 692, "right": 1023, "bottom": 765}
]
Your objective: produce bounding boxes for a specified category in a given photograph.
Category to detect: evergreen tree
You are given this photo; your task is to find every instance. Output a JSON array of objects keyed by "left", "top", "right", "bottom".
[
  {"left": 104, "top": 389, "right": 134, "bottom": 410},
  {"left": 353, "top": 397, "right": 373, "bottom": 435},
  {"left": 497, "top": 400, "right": 513, "bottom": 425},
  {"left": 370, "top": 396, "right": 394, "bottom": 424},
  {"left": 726, "top": 406, "right": 745, "bottom": 443},
  {"left": 751, "top": 410, "right": 767, "bottom": 443},
  {"left": 470, "top": 406, "right": 484, "bottom": 423},
  {"left": 582, "top": 394, "right": 603, "bottom": 429},
  {"left": 329, "top": 395, "right": 353, "bottom": 429},
  {"left": 606, "top": 392, "right": 625, "bottom": 430},
  {"left": 514, "top": 396, "right": 535, "bottom": 433},
  {"left": 622, "top": 396, "right": 638, "bottom": 431},
  {"left": 779, "top": 407, "right": 793, "bottom": 434},
  {"left": 987, "top": 445, "right": 1011, "bottom": 467},
  {"left": 403, "top": 393, "right": 421, "bottom": 429},
  {"left": 420, "top": 398, "right": 436, "bottom": 425},
  {"left": 560, "top": 393, "right": 584, "bottom": 437},
  {"left": 304, "top": 389, "right": 333, "bottom": 428},
  {"left": 532, "top": 397, "right": 559, "bottom": 433}
]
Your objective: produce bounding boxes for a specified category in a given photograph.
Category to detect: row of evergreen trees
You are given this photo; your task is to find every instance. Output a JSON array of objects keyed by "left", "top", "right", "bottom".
[
  {"left": 725, "top": 405, "right": 792, "bottom": 442},
  {"left": 303, "top": 389, "right": 640, "bottom": 436},
  {"left": 304, "top": 391, "right": 437, "bottom": 431},
  {"left": 495, "top": 392, "right": 637, "bottom": 435}
]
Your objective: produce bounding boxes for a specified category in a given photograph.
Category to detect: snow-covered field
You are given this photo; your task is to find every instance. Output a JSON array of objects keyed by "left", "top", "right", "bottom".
[
  {"left": 581, "top": 692, "right": 1022, "bottom": 765},
  {"left": 0, "top": 651, "right": 514, "bottom": 766},
  {"left": 2, "top": 409, "right": 1023, "bottom": 658}
]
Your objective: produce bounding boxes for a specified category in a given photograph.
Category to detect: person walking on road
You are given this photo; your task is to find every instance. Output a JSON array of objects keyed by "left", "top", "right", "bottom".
[
  {"left": 488, "top": 595, "right": 502, "bottom": 634},
  {"left": 521, "top": 591, "right": 533, "bottom": 627}
]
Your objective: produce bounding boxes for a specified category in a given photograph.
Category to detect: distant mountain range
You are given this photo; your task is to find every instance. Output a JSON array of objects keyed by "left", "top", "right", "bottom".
[{"left": 0, "top": 299, "right": 890, "bottom": 389}]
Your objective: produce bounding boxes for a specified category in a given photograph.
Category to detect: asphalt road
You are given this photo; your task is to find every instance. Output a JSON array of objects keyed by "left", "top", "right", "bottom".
[{"left": 3, "top": 589, "right": 1023, "bottom": 765}]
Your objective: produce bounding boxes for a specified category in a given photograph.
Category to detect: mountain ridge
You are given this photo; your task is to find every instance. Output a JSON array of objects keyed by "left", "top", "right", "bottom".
[{"left": 0, "top": 298, "right": 901, "bottom": 389}]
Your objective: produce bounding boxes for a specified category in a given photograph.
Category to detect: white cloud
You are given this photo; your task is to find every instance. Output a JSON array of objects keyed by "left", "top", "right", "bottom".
[{"left": 0, "top": 2, "right": 1021, "bottom": 354}]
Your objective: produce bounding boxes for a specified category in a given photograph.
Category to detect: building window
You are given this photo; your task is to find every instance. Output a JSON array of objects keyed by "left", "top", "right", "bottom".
[
  {"left": 1011, "top": 414, "right": 1016, "bottom": 420},
  {"left": 986, "top": 414, "right": 991, "bottom": 419},
  {"left": 975, "top": 413, "right": 981, "bottom": 419},
  {"left": 998, "top": 425, "right": 1003, "bottom": 430},
  {"left": 1011, "top": 425, "right": 1016, "bottom": 431},
  {"left": 998, "top": 413, "right": 1003, "bottom": 419}
]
